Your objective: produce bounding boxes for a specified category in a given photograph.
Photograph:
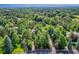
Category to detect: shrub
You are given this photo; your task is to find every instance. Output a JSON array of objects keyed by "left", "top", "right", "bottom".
[
  {"left": 0, "top": 36, "right": 4, "bottom": 53},
  {"left": 12, "top": 44, "right": 24, "bottom": 54}
]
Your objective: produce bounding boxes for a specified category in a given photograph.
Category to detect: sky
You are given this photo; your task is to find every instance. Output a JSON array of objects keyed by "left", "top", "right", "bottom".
[
  {"left": 0, "top": 4, "right": 79, "bottom": 8},
  {"left": 0, "top": 0, "right": 79, "bottom": 4}
]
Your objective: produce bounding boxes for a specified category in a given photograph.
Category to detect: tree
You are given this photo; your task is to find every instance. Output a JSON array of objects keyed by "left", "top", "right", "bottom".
[
  {"left": 0, "top": 36, "right": 4, "bottom": 48},
  {"left": 76, "top": 39, "right": 79, "bottom": 50},
  {"left": 34, "top": 31, "right": 49, "bottom": 49},
  {"left": 11, "top": 31, "right": 19, "bottom": 48},
  {"left": 23, "top": 29, "right": 32, "bottom": 40},
  {"left": 0, "top": 36, "right": 4, "bottom": 53},
  {"left": 3, "top": 35, "right": 13, "bottom": 54},
  {"left": 0, "top": 26, "right": 6, "bottom": 37},
  {"left": 26, "top": 40, "right": 32, "bottom": 50},
  {"left": 43, "top": 17, "right": 50, "bottom": 24},
  {"left": 18, "top": 23, "right": 26, "bottom": 34},
  {"left": 43, "top": 25, "right": 54, "bottom": 37},
  {"left": 51, "top": 28, "right": 61, "bottom": 42},
  {"left": 33, "top": 15, "right": 43, "bottom": 22},
  {"left": 67, "top": 39, "right": 72, "bottom": 50},
  {"left": 57, "top": 34, "right": 67, "bottom": 49}
]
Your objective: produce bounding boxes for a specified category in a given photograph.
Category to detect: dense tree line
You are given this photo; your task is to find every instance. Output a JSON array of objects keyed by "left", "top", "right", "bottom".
[{"left": 0, "top": 8, "right": 79, "bottom": 54}]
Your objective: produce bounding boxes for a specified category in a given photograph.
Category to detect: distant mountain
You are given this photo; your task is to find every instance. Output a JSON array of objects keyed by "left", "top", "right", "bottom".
[{"left": 0, "top": 4, "right": 79, "bottom": 8}]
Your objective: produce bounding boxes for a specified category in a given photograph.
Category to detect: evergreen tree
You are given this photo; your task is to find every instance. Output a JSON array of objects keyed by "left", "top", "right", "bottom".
[
  {"left": 57, "top": 34, "right": 67, "bottom": 49},
  {"left": 67, "top": 39, "right": 72, "bottom": 50},
  {"left": 3, "top": 35, "right": 13, "bottom": 54},
  {"left": 35, "top": 31, "right": 49, "bottom": 49},
  {"left": 76, "top": 39, "right": 79, "bottom": 50},
  {"left": 11, "top": 31, "right": 19, "bottom": 48}
]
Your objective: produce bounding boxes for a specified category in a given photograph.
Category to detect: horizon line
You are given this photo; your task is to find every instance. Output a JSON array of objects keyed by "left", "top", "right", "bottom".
[{"left": 0, "top": 4, "right": 79, "bottom": 8}]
